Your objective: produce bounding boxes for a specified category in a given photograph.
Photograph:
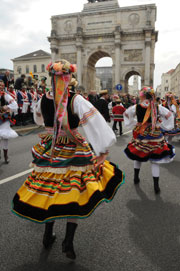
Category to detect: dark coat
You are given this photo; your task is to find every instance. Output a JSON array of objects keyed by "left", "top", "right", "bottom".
[
  {"left": 14, "top": 77, "right": 25, "bottom": 90},
  {"left": 95, "top": 98, "right": 110, "bottom": 122}
]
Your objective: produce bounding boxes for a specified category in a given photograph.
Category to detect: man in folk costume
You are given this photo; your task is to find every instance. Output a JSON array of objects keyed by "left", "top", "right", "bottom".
[
  {"left": 27, "top": 86, "right": 37, "bottom": 124},
  {"left": 123, "top": 86, "right": 175, "bottom": 194},
  {"left": 112, "top": 99, "right": 126, "bottom": 136},
  {"left": 7, "top": 85, "right": 17, "bottom": 101},
  {"left": 162, "top": 92, "right": 180, "bottom": 142},
  {"left": 12, "top": 60, "right": 125, "bottom": 260},
  {"left": 39, "top": 76, "right": 47, "bottom": 94},
  {"left": 95, "top": 89, "right": 111, "bottom": 122},
  {"left": 37, "top": 88, "right": 43, "bottom": 101},
  {"left": 0, "top": 80, "right": 18, "bottom": 163},
  {"left": 17, "top": 85, "right": 30, "bottom": 125}
]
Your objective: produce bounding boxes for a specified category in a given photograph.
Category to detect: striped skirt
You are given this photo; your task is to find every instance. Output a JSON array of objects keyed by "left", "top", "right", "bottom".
[
  {"left": 124, "top": 124, "right": 175, "bottom": 163},
  {"left": 162, "top": 118, "right": 180, "bottom": 137},
  {"left": 12, "top": 130, "right": 125, "bottom": 223}
]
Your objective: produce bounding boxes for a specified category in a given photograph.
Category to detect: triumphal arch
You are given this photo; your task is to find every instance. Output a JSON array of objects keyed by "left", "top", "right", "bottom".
[{"left": 48, "top": 0, "right": 158, "bottom": 92}]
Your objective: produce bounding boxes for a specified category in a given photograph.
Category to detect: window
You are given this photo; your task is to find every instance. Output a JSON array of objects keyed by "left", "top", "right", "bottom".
[
  {"left": 165, "top": 87, "right": 168, "bottom": 91},
  {"left": 17, "top": 66, "right": 21, "bottom": 74},
  {"left": 33, "top": 65, "right": 37, "bottom": 73},
  {"left": 26, "top": 65, "right": 29, "bottom": 74},
  {"left": 41, "top": 64, "right": 45, "bottom": 72},
  {"left": 166, "top": 80, "right": 168, "bottom": 83}
]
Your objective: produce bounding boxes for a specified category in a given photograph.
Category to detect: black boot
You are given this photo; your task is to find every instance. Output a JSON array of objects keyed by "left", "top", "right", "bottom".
[
  {"left": 3, "top": 149, "right": 9, "bottom": 164},
  {"left": 153, "top": 177, "right": 161, "bottom": 194},
  {"left": 62, "top": 222, "right": 78, "bottom": 260},
  {"left": 43, "top": 221, "right": 56, "bottom": 249},
  {"left": 134, "top": 168, "right": 140, "bottom": 184}
]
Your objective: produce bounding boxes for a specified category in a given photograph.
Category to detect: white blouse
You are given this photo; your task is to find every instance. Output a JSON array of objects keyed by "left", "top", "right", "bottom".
[
  {"left": 123, "top": 104, "right": 174, "bottom": 131},
  {"left": 34, "top": 95, "right": 116, "bottom": 156}
]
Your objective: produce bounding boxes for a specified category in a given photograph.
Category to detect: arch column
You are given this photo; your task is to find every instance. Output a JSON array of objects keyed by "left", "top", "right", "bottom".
[
  {"left": 76, "top": 45, "right": 82, "bottom": 85},
  {"left": 144, "top": 31, "right": 152, "bottom": 86},
  {"left": 51, "top": 47, "right": 59, "bottom": 62},
  {"left": 114, "top": 27, "right": 121, "bottom": 85}
]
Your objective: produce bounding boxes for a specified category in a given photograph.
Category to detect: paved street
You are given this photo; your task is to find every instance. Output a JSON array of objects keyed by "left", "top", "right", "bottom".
[{"left": 1, "top": 126, "right": 180, "bottom": 271}]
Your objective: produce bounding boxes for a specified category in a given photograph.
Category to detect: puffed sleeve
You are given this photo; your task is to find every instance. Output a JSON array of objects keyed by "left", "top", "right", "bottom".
[
  {"left": 123, "top": 104, "right": 137, "bottom": 129},
  {"left": 5, "top": 93, "right": 18, "bottom": 113},
  {"left": 158, "top": 105, "right": 174, "bottom": 131},
  {"left": 33, "top": 98, "right": 44, "bottom": 126},
  {"left": 73, "top": 95, "right": 116, "bottom": 156}
]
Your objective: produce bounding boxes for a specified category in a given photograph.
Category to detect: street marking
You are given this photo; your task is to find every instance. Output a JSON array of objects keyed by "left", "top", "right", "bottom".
[
  {"left": 0, "top": 130, "right": 132, "bottom": 185},
  {"left": 0, "top": 169, "right": 33, "bottom": 185},
  {"left": 123, "top": 130, "right": 132, "bottom": 135}
]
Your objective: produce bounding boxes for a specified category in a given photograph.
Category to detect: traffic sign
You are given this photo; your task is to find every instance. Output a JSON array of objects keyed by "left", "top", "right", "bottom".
[{"left": 116, "top": 84, "right": 123, "bottom": 91}]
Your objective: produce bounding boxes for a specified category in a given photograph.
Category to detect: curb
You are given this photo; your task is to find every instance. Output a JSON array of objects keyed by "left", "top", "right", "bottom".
[{"left": 13, "top": 125, "right": 41, "bottom": 133}]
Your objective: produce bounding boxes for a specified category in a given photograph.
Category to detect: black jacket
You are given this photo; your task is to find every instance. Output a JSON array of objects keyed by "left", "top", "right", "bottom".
[{"left": 95, "top": 98, "right": 110, "bottom": 122}]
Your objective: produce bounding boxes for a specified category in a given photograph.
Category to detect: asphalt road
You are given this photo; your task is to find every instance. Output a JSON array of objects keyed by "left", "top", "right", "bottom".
[{"left": 0, "top": 125, "right": 180, "bottom": 271}]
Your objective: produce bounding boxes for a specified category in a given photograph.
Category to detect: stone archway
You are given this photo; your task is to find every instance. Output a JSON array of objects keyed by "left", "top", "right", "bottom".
[
  {"left": 48, "top": 0, "right": 158, "bottom": 92},
  {"left": 124, "top": 70, "right": 144, "bottom": 93},
  {"left": 85, "top": 50, "right": 113, "bottom": 91}
]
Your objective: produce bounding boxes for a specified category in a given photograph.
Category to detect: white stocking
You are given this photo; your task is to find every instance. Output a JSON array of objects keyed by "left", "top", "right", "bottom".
[
  {"left": 151, "top": 163, "right": 160, "bottom": 178},
  {"left": 0, "top": 139, "right": 8, "bottom": 150},
  {"left": 134, "top": 160, "right": 142, "bottom": 169}
]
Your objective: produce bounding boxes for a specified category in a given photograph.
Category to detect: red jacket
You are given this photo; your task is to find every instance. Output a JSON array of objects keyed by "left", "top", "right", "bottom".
[{"left": 112, "top": 104, "right": 126, "bottom": 121}]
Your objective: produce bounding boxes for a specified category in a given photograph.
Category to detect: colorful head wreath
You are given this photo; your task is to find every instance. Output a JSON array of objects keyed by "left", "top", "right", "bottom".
[
  {"left": 46, "top": 60, "right": 84, "bottom": 157},
  {"left": 139, "top": 86, "right": 155, "bottom": 99},
  {"left": 137, "top": 86, "right": 157, "bottom": 135}
]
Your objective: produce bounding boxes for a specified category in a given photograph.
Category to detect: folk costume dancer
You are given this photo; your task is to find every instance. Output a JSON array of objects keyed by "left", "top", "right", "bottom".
[
  {"left": 0, "top": 80, "right": 18, "bottom": 163},
  {"left": 112, "top": 99, "right": 126, "bottom": 136},
  {"left": 124, "top": 87, "right": 175, "bottom": 194},
  {"left": 12, "top": 60, "right": 125, "bottom": 260},
  {"left": 162, "top": 92, "right": 180, "bottom": 143}
]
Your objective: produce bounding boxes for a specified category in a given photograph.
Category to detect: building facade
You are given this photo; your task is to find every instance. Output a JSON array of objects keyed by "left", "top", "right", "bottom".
[
  {"left": 12, "top": 50, "right": 51, "bottom": 87},
  {"left": 171, "top": 63, "right": 180, "bottom": 97}
]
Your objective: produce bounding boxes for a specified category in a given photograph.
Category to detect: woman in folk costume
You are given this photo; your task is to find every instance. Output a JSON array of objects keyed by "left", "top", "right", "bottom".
[
  {"left": 124, "top": 86, "right": 175, "bottom": 194},
  {"left": 12, "top": 60, "right": 125, "bottom": 260},
  {"left": 162, "top": 92, "right": 180, "bottom": 142},
  {"left": 0, "top": 80, "right": 18, "bottom": 163}
]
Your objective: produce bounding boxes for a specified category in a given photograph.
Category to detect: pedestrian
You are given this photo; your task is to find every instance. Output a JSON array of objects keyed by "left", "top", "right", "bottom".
[
  {"left": 112, "top": 99, "right": 126, "bottom": 135},
  {"left": 76, "top": 85, "right": 85, "bottom": 95},
  {"left": 7, "top": 85, "right": 17, "bottom": 101},
  {"left": 2, "top": 70, "right": 11, "bottom": 91},
  {"left": 0, "top": 80, "right": 18, "bottom": 163},
  {"left": 94, "top": 89, "right": 110, "bottom": 122},
  {"left": 124, "top": 86, "right": 175, "bottom": 194},
  {"left": 162, "top": 92, "right": 180, "bottom": 142},
  {"left": 12, "top": 60, "right": 125, "bottom": 260},
  {"left": 28, "top": 86, "right": 37, "bottom": 124},
  {"left": 39, "top": 76, "right": 47, "bottom": 94},
  {"left": 14, "top": 74, "right": 26, "bottom": 90},
  {"left": 17, "top": 85, "right": 30, "bottom": 126},
  {"left": 88, "top": 90, "right": 98, "bottom": 105}
]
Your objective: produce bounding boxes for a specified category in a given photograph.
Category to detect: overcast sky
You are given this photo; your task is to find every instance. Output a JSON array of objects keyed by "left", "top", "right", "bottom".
[{"left": 1, "top": 0, "right": 180, "bottom": 88}]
